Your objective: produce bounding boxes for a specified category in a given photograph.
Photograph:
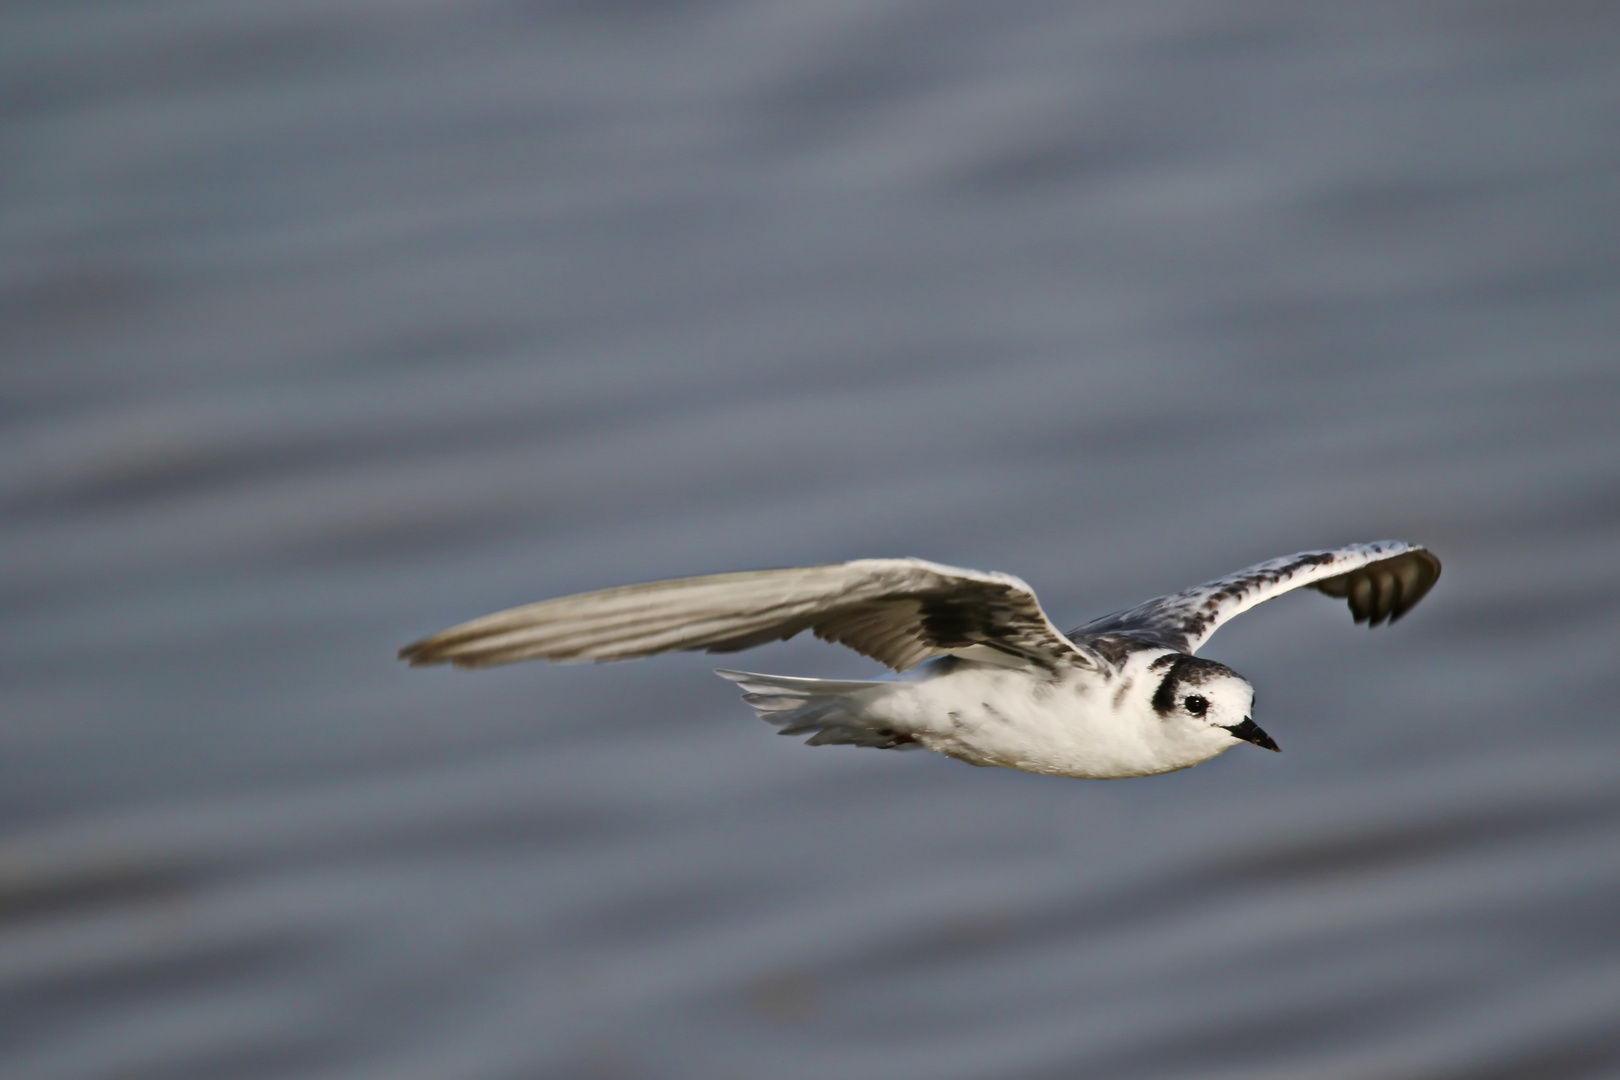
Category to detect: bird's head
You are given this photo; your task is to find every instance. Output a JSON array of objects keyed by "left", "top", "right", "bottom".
[{"left": 1145, "top": 652, "right": 1276, "bottom": 756}]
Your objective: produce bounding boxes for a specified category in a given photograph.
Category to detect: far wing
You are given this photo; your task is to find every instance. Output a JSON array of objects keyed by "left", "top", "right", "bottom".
[
  {"left": 400, "top": 558, "right": 1093, "bottom": 673},
  {"left": 1073, "top": 541, "right": 1441, "bottom": 655}
]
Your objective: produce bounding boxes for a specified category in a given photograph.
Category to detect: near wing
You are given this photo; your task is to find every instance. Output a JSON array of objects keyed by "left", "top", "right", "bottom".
[
  {"left": 1073, "top": 541, "right": 1441, "bottom": 655},
  {"left": 400, "top": 558, "right": 1092, "bottom": 673}
]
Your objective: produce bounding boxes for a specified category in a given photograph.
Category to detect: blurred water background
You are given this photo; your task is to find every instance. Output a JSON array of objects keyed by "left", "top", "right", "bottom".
[{"left": 4, "top": 2, "right": 1620, "bottom": 1078}]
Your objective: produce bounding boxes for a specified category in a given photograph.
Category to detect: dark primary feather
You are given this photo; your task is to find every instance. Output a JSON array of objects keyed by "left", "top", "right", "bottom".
[
  {"left": 1072, "top": 541, "right": 1441, "bottom": 655},
  {"left": 1309, "top": 550, "right": 1441, "bottom": 626}
]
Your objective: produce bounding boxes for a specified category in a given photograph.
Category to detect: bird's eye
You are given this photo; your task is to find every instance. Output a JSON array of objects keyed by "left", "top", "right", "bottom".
[{"left": 1183, "top": 695, "right": 1208, "bottom": 716}]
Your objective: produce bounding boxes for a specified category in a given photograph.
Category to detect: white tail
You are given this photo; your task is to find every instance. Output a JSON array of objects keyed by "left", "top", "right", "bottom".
[{"left": 713, "top": 669, "right": 919, "bottom": 749}]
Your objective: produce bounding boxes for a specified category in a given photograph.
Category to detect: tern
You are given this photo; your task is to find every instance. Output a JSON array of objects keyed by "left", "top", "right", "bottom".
[{"left": 401, "top": 541, "right": 1440, "bottom": 779}]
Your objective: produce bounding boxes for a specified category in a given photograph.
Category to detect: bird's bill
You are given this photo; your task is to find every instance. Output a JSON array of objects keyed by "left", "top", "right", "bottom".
[{"left": 1224, "top": 718, "right": 1280, "bottom": 752}]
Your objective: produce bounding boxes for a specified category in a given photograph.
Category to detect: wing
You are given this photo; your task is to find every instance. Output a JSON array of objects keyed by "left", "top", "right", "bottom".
[
  {"left": 400, "top": 558, "right": 1093, "bottom": 673},
  {"left": 1073, "top": 541, "right": 1441, "bottom": 655}
]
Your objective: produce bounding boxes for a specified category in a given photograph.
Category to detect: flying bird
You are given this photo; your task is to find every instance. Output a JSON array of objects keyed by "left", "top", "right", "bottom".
[{"left": 401, "top": 541, "right": 1440, "bottom": 779}]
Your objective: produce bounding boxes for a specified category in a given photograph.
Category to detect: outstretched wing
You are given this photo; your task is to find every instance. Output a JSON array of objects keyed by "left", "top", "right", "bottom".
[
  {"left": 1073, "top": 541, "right": 1441, "bottom": 655},
  {"left": 400, "top": 558, "right": 1092, "bottom": 673}
]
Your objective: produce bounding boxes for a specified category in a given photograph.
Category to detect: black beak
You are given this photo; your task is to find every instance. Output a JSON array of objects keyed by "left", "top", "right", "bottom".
[{"left": 1224, "top": 717, "right": 1280, "bottom": 752}]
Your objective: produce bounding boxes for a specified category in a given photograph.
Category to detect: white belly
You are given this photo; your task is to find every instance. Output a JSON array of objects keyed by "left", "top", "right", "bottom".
[{"left": 863, "top": 662, "right": 1208, "bottom": 779}]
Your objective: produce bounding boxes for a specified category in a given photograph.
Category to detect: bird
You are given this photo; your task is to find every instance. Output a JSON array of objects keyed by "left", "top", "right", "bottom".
[{"left": 400, "top": 541, "right": 1440, "bottom": 779}]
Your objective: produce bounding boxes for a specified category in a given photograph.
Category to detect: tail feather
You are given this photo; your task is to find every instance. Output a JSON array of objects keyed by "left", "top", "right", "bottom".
[{"left": 714, "top": 669, "right": 919, "bottom": 750}]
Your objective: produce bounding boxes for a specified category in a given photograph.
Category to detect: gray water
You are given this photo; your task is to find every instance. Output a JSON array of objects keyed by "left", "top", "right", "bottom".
[{"left": 4, "top": 3, "right": 1620, "bottom": 1078}]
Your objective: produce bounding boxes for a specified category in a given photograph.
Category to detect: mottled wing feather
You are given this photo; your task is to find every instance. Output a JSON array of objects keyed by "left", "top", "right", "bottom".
[
  {"left": 400, "top": 558, "right": 1090, "bottom": 672},
  {"left": 1073, "top": 541, "right": 1441, "bottom": 655}
]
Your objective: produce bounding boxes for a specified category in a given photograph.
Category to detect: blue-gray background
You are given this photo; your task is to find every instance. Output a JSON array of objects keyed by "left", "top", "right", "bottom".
[{"left": 4, "top": 3, "right": 1619, "bottom": 1078}]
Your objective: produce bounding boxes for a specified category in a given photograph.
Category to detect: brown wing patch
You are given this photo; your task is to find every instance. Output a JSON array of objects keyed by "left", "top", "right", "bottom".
[{"left": 809, "top": 581, "right": 1073, "bottom": 671}]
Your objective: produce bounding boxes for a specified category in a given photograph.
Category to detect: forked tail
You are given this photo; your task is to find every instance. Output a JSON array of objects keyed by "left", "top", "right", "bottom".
[{"left": 714, "top": 669, "right": 919, "bottom": 749}]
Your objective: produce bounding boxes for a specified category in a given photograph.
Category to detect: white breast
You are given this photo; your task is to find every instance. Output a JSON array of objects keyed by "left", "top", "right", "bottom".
[{"left": 861, "top": 660, "right": 1195, "bottom": 779}]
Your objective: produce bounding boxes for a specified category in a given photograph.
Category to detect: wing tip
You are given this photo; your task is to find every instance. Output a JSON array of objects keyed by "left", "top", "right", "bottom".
[
  {"left": 397, "top": 640, "right": 439, "bottom": 667},
  {"left": 398, "top": 634, "right": 553, "bottom": 669},
  {"left": 397, "top": 641, "right": 482, "bottom": 668},
  {"left": 1329, "top": 544, "right": 1441, "bottom": 629}
]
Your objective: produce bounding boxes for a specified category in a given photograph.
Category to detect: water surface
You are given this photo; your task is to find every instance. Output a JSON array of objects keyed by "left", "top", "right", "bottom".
[{"left": 3, "top": 3, "right": 1619, "bottom": 1078}]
